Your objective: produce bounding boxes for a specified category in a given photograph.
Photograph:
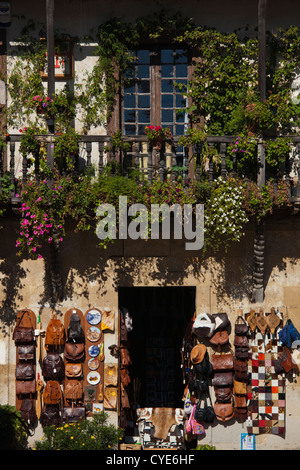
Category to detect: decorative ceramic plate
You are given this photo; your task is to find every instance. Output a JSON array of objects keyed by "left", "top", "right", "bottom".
[
  {"left": 88, "top": 357, "right": 100, "bottom": 370},
  {"left": 88, "top": 344, "right": 100, "bottom": 357},
  {"left": 87, "top": 371, "right": 101, "bottom": 385},
  {"left": 87, "top": 326, "right": 101, "bottom": 342},
  {"left": 86, "top": 309, "right": 102, "bottom": 325}
]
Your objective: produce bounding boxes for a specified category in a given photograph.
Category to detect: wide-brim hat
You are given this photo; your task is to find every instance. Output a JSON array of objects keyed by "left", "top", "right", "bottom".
[{"left": 191, "top": 344, "right": 207, "bottom": 364}]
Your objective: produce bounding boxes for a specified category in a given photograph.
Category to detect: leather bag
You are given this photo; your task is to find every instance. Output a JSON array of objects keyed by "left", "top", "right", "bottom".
[
  {"left": 65, "top": 363, "right": 83, "bottom": 379},
  {"left": 16, "top": 379, "right": 36, "bottom": 395},
  {"left": 45, "top": 313, "right": 65, "bottom": 349},
  {"left": 13, "top": 310, "right": 35, "bottom": 344},
  {"left": 188, "top": 378, "right": 209, "bottom": 396},
  {"left": 43, "top": 380, "right": 62, "bottom": 405},
  {"left": 121, "top": 383, "right": 130, "bottom": 409},
  {"left": 234, "top": 335, "right": 249, "bottom": 347},
  {"left": 120, "top": 347, "right": 131, "bottom": 366},
  {"left": 212, "top": 371, "right": 233, "bottom": 387},
  {"left": 104, "top": 386, "right": 117, "bottom": 409},
  {"left": 234, "top": 395, "right": 247, "bottom": 407},
  {"left": 210, "top": 330, "right": 229, "bottom": 346},
  {"left": 212, "top": 312, "right": 230, "bottom": 331},
  {"left": 280, "top": 346, "right": 299, "bottom": 374},
  {"left": 193, "top": 313, "right": 215, "bottom": 338},
  {"left": 235, "top": 315, "right": 249, "bottom": 335},
  {"left": 42, "top": 352, "right": 65, "bottom": 380},
  {"left": 233, "top": 380, "right": 247, "bottom": 395},
  {"left": 234, "top": 359, "right": 248, "bottom": 381},
  {"left": 67, "top": 312, "right": 85, "bottom": 343},
  {"left": 17, "top": 344, "right": 35, "bottom": 361},
  {"left": 214, "top": 400, "right": 234, "bottom": 423},
  {"left": 20, "top": 398, "right": 36, "bottom": 425},
  {"left": 62, "top": 406, "right": 86, "bottom": 424},
  {"left": 41, "top": 405, "right": 61, "bottom": 427},
  {"left": 214, "top": 387, "right": 232, "bottom": 403},
  {"left": 234, "top": 407, "right": 248, "bottom": 422},
  {"left": 64, "top": 380, "right": 83, "bottom": 401},
  {"left": 211, "top": 352, "right": 234, "bottom": 371},
  {"left": 120, "top": 366, "right": 131, "bottom": 387},
  {"left": 194, "top": 393, "right": 215, "bottom": 424},
  {"left": 235, "top": 346, "right": 249, "bottom": 359},
  {"left": 64, "top": 342, "right": 85, "bottom": 361},
  {"left": 15, "top": 363, "right": 35, "bottom": 381}
]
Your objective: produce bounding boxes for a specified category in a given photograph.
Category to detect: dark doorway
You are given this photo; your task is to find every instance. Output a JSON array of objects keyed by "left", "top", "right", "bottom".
[{"left": 119, "top": 286, "right": 195, "bottom": 409}]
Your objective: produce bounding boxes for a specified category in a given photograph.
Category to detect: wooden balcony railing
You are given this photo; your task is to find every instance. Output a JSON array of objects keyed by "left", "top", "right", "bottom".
[{"left": 1, "top": 134, "right": 300, "bottom": 202}]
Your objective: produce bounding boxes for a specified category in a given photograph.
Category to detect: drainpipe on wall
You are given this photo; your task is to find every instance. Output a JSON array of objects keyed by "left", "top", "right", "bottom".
[{"left": 252, "top": 0, "right": 267, "bottom": 304}]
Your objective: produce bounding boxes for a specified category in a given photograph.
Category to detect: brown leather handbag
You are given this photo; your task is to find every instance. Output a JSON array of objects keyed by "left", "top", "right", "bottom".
[
  {"left": 42, "top": 352, "right": 65, "bottom": 380},
  {"left": 15, "top": 363, "right": 35, "bottom": 381},
  {"left": 235, "top": 315, "right": 249, "bottom": 335},
  {"left": 62, "top": 406, "right": 86, "bottom": 424},
  {"left": 235, "top": 346, "right": 249, "bottom": 359},
  {"left": 234, "top": 407, "right": 248, "bottom": 422},
  {"left": 211, "top": 352, "right": 234, "bottom": 371},
  {"left": 234, "top": 335, "right": 248, "bottom": 347},
  {"left": 212, "top": 371, "right": 233, "bottom": 387},
  {"left": 16, "top": 379, "right": 36, "bottom": 395},
  {"left": 214, "top": 387, "right": 232, "bottom": 402},
  {"left": 43, "top": 380, "right": 62, "bottom": 405},
  {"left": 64, "top": 380, "right": 84, "bottom": 401},
  {"left": 17, "top": 344, "right": 35, "bottom": 362},
  {"left": 233, "top": 380, "right": 247, "bottom": 395},
  {"left": 234, "top": 359, "right": 248, "bottom": 381},
  {"left": 210, "top": 330, "right": 229, "bottom": 346},
  {"left": 45, "top": 312, "right": 65, "bottom": 349},
  {"left": 65, "top": 363, "right": 83, "bottom": 379},
  {"left": 214, "top": 400, "right": 234, "bottom": 423},
  {"left": 234, "top": 395, "right": 247, "bottom": 407},
  {"left": 64, "top": 342, "right": 85, "bottom": 361}
]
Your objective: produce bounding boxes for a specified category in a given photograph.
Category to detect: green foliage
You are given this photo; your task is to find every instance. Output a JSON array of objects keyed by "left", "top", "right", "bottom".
[
  {"left": 34, "top": 412, "right": 124, "bottom": 450},
  {"left": 0, "top": 405, "right": 29, "bottom": 450}
]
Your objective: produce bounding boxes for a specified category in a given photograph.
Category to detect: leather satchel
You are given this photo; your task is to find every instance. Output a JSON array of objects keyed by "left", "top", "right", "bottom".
[
  {"left": 211, "top": 352, "right": 234, "bottom": 371},
  {"left": 235, "top": 346, "right": 249, "bottom": 359},
  {"left": 65, "top": 363, "right": 83, "bottom": 379},
  {"left": 43, "top": 380, "right": 62, "bottom": 405},
  {"left": 234, "top": 335, "right": 248, "bottom": 347},
  {"left": 42, "top": 352, "right": 65, "bottom": 379},
  {"left": 280, "top": 346, "right": 299, "bottom": 374},
  {"left": 62, "top": 406, "right": 86, "bottom": 424},
  {"left": 233, "top": 380, "right": 247, "bottom": 395},
  {"left": 120, "top": 366, "right": 131, "bottom": 387},
  {"left": 120, "top": 347, "right": 131, "bottom": 366},
  {"left": 235, "top": 315, "right": 249, "bottom": 335},
  {"left": 45, "top": 313, "right": 65, "bottom": 349},
  {"left": 234, "top": 407, "right": 248, "bottom": 422},
  {"left": 13, "top": 326, "right": 34, "bottom": 344},
  {"left": 210, "top": 330, "right": 229, "bottom": 346},
  {"left": 214, "top": 400, "right": 234, "bottom": 423},
  {"left": 16, "top": 379, "right": 36, "bottom": 395},
  {"left": 234, "top": 359, "right": 248, "bottom": 381},
  {"left": 17, "top": 344, "right": 35, "bottom": 361},
  {"left": 15, "top": 363, "right": 35, "bottom": 381},
  {"left": 212, "top": 312, "right": 230, "bottom": 331},
  {"left": 193, "top": 313, "right": 215, "bottom": 338},
  {"left": 20, "top": 398, "right": 36, "bottom": 425},
  {"left": 41, "top": 405, "right": 61, "bottom": 427},
  {"left": 212, "top": 371, "right": 233, "bottom": 387},
  {"left": 64, "top": 342, "right": 85, "bottom": 361},
  {"left": 64, "top": 380, "right": 83, "bottom": 401},
  {"left": 234, "top": 395, "right": 247, "bottom": 407},
  {"left": 214, "top": 387, "right": 232, "bottom": 403}
]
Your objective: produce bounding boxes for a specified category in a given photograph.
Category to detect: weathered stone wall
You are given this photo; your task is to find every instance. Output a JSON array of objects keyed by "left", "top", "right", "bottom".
[{"left": 0, "top": 214, "right": 300, "bottom": 449}]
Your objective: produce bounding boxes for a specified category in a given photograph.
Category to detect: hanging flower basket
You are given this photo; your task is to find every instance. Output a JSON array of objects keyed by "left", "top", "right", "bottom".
[{"left": 144, "top": 125, "right": 173, "bottom": 149}]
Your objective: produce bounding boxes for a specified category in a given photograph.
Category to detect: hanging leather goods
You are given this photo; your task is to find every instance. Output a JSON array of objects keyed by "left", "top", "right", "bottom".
[
  {"left": 42, "top": 352, "right": 65, "bottom": 380},
  {"left": 192, "top": 313, "right": 216, "bottom": 339},
  {"left": 45, "top": 312, "right": 65, "bottom": 350},
  {"left": 213, "top": 400, "right": 234, "bottom": 423},
  {"left": 256, "top": 309, "right": 268, "bottom": 339},
  {"left": 211, "top": 351, "right": 234, "bottom": 371},
  {"left": 233, "top": 380, "right": 247, "bottom": 395},
  {"left": 64, "top": 342, "right": 85, "bottom": 362},
  {"left": 43, "top": 380, "right": 63, "bottom": 405},
  {"left": 17, "top": 344, "right": 35, "bottom": 362},
  {"left": 13, "top": 309, "right": 36, "bottom": 344},
  {"left": 266, "top": 307, "right": 281, "bottom": 340},
  {"left": 214, "top": 387, "right": 232, "bottom": 403},
  {"left": 234, "top": 335, "right": 248, "bottom": 348},
  {"left": 65, "top": 362, "right": 83, "bottom": 379},
  {"left": 235, "top": 312, "right": 249, "bottom": 336},
  {"left": 104, "top": 386, "right": 118, "bottom": 409},
  {"left": 247, "top": 309, "right": 257, "bottom": 334},
  {"left": 62, "top": 405, "right": 86, "bottom": 424},
  {"left": 64, "top": 380, "right": 84, "bottom": 401},
  {"left": 210, "top": 330, "right": 229, "bottom": 346},
  {"left": 67, "top": 311, "right": 85, "bottom": 343},
  {"left": 20, "top": 398, "right": 36, "bottom": 426},
  {"left": 104, "top": 364, "right": 118, "bottom": 387}
]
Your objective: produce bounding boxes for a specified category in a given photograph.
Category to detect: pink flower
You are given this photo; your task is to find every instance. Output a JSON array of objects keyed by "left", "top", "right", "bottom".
[
  {"left": 32, "top": 247, "right": 36, "bottom": 252},
  {"left": 38, "top": 254, "right": 43, "bottom": 259}
]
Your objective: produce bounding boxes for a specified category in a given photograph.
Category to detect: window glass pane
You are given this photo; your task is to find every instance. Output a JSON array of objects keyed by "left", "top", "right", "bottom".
[
  {"left": 137, "top": 65, "right": 150, "bottom": 78},
  {"left": 161, "top": 94, "right": 173, "bottom": 108},
  {"left": 138, "top": 124, "right": 147, "bottom": 135},
  {"left": 161, "top": 49, "right": 174, "bottom": 64},
  {"left": 124, "top": 81, "right": 135, "bottom": 93},
  {"left": 161, "top": 79, "right": 174, "bottom": 93},
  {"left": 176, "top": 124, "right": 185, "bottom": 135},
  {"left": 137, "top": 49, "right": 150, "bottom": 64},
  {"left": 138, "top": 80, "right": 150, "bottom": 93},
  {"left": 124, "top": 109, "right": 136, "bottom": 122},
  {"left": 138, "top": 110, "right": 150, "bottom": 123},
  {"left": 176, "top": 94, "right": 187, "bottom": 108},
  {"left": 174, "top": 49, "right": 187, "bottom": 64},
  {"left": 175, "top": 63, "right": 188, "bottom": 77},
  {"left": 174, "top": 79, "right": 187, "bottom": 92},
  {"left": 123, "top": 94, "right": 135, "bottom": 108},
  {"left": 161, "top": 64, "right": 173, "bottom": 78},
  {"left": 176, "top": 111, "right": 185, "bottom": 123},
  {"left": 124, "top": 124, "right": 136, "bottom": 135},
  {"left": 138, "top": 95, "right": 150, "bottom": 108},
  {"left": 162, "top": 109, "right": 173, "bottom": 123}
]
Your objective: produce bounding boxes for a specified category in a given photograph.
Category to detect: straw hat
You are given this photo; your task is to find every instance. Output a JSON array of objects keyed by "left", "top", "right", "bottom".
[{"left": 190, "top": 344, "right": 207, "bottom": 364}]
